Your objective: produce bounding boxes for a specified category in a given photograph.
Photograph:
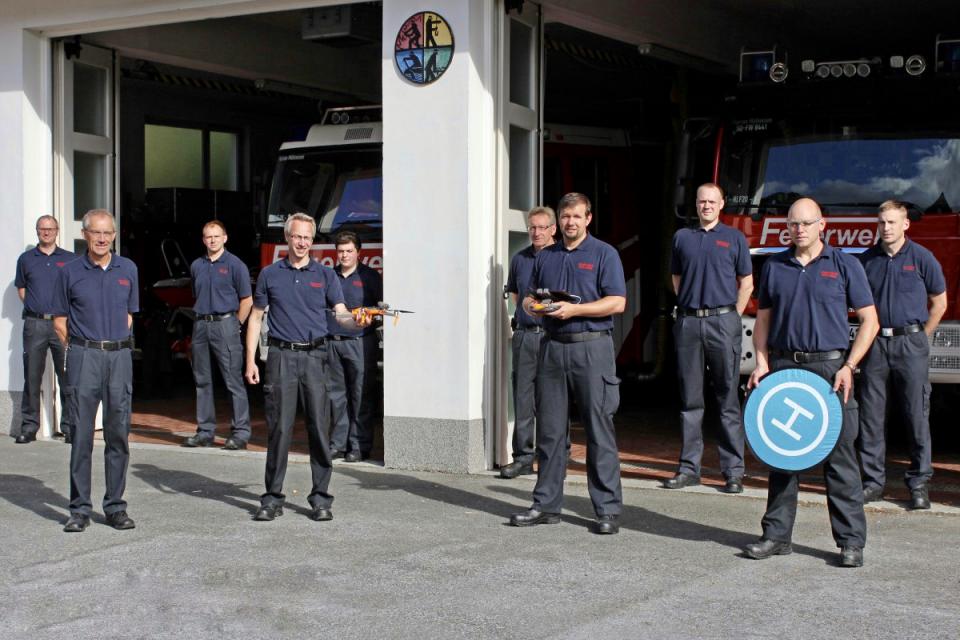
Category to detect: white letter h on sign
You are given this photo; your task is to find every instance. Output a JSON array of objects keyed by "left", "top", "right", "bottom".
[{"left": 771, "top": 397, "right": 813, "bottom": 441}]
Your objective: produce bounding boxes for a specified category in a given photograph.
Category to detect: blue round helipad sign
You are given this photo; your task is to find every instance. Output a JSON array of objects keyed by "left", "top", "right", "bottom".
[{"left": 743, "top": 368, "right": 843, "bottom": 472}]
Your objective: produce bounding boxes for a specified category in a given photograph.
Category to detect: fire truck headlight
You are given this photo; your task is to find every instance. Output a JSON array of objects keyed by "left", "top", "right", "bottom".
[
  {"left": 842, "top": 63, "right": 857, "bottom": 77},
  {"left": 905, "top": 54, "right": 927, "bottom": 76},
  {"left": 889, "top": 55, "right": 904, "bottom": 69},
  {"left": 830, "top": 64, "right": 843, "bottom": 78},
  {"left": 856, "top": 63, "right": 871, "bottom": 77},
  {"left": 815, "top": 64, "right": 831, "bottom": 79},
  {"left": 801, "top": 59, "right": 815, "bottom": 73},
  {"left": 769, "top": 62, "right": 789, "bottom": 83}
]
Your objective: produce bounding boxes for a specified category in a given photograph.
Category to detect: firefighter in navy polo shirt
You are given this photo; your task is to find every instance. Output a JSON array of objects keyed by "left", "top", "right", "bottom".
[
  {"left": 856, "top": 200, "right": 947, "bottom": 510},
  {"left": 183, "top": 220, "right": 253, "bottom": 450},
  {"left": 510, "top": 192, "right": 627, "bottom": 535},
  {"left": 14, "top": 215, "right": 77, "bottom": 444},
  {"left": 327, "top": 230, "right": 382, "bottom": 462},
  {"left": 666, "top": 183, "right": 753, "bottom": 493},
  {"left": 500, "top": 205, "right": 556, "bottom": 479},
  {"left": 53, "top": 209, "right": 139, "bottom": 533},
  {"left": 244, "top": 213, "right": 368, "bottom": 522},
  {"left": 745, "top": 198, "right": 878, "bottom": 567}
]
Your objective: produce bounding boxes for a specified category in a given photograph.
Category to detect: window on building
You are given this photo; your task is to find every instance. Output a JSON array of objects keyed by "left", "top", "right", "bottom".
[{"left": 144, "top": 124, "right": 240, "bottom": 191}]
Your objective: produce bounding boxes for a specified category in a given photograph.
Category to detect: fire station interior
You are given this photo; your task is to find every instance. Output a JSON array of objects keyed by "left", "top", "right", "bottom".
[{"left": 64, "top": 2, "right": 958, "bottom": 493}]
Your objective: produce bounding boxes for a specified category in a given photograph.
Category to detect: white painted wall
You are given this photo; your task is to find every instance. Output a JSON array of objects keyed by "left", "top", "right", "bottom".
[{"left": 381, "top": 0, "right": 496, "bottom": 423}]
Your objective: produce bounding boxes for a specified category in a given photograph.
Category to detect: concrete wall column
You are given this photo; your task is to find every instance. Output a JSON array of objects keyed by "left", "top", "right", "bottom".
[{"left": 381, "top": 0, "right": 497, "bottom": 472}]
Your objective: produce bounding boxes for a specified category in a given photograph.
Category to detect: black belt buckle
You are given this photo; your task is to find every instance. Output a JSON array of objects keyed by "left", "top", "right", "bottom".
[
  {"left": 695, "top": 308, "right": 709, "bottom": 318},
  {"left": 199, "top": 312, "right": 234, "bottom": 322},
  {"left": 790, "top": 351, "right": 804, "bottom": 364}
]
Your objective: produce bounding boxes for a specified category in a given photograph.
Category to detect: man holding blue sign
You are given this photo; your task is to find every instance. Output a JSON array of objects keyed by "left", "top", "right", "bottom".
[
  {"left": 856, "top": 201, "right": 947, "bottom": 509},
  {"left": 666, "top": 183, "right": 752, "bottom": 493},
  {"left": 745, "top": 198, "right": 879, "bottom": 568}
]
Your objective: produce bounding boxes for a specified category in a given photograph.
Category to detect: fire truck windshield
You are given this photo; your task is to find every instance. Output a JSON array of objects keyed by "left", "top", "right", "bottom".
[
  {"left": 266, "top": 148, "right": 382, "bottom": 237},
  {"left": 722, "top": 121, "right": 960, "bottom": 214}
]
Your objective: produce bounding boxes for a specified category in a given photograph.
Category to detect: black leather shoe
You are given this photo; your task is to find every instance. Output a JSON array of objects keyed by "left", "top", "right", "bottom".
[
  {"left": 509, "top": 508, "right": 561, "bottom": 527},
  {"left": 663, "top": 473, "right": 700, "bottom": 489},
  {"left": 105, "top": 511, "right": 136, "bottom": 530},
  {"left": 14, "top": 433, "right": 36, "bottom": 444},
  {"left": 344, "top": 450, "right": 362, "bottom": 463},
  {"left": 330, "top": 449, "right": 346, "bottom": 460},
  {"left": 62, "top": 514, "right": 90, "bottom": 533},
  {"left": 908, "top": 486, "right": 931, "bottom": 510},
  {"left": 744, "top": 538, "right": 792, "bottom": 559},
  {"left": 254, "top": 504, "right": 283, "bottom": 521},
  {"left": 500, "top": 460, "right": 534, "bottom": 479},
  {"left": 222, "top": 437, "right": 247, "bottom": 451},
  {"left": 310, "top": 507, "right": 333, "bottom": 521},
  {"left": 840, "top": 546, "right": 864, "bottom": 567},
  {"left": 183, "top": 434, "right": 214, "bottom": 448},
  {"left": 862, "top": 484, "right": 883, "bottom": 503},
  {"left": 62, "top": 432, "right": 72, "bottom": 444},
  {"left": 594, "top": 514, "right": 620, "bottom": 535},
  {"left": 722, "top": 477, "right": 744, "bottom": 494}
]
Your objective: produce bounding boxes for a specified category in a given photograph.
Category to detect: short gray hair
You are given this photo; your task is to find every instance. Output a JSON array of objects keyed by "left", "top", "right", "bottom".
[
  {"left": 284, "top": 212, "right": 316, "bottom": 238},
  {"left": 527, "top": 206, "right": 556, "bottom": 226},
  {"left": 81, "top": 209, "right": 116, "bottom": 231},
  {"left": 36, "top": 214, "right": 58, "bottom": 230}
]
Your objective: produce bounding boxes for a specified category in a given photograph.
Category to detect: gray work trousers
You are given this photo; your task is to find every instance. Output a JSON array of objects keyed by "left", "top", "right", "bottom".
[
  {"left": 327, "top": 333, "right": 378, "bottom": 454},
  {"left": 760, "top": 356, "right": 866, "bottom": 549},
  {"left": 20, "top": 316, "right": 75, "bottom": 437},
  {"left": 191, "top": 315, "right": 250, "bottom": 442},
  {"left": 64, "top": 345, "right": 133, "bottom": 517},
  {"left": 856, "top": 331, "right": 932, "bottom": 491},
  {"left": 532, "top": 334, "right": 623, "bottom": 516},
  {"left": 261, "top": 346, "right": 334, "bottom": 509},
  {"left": 673, "top": 311, "right": 745, "bottom": 479},
  {"left": 510, "top": 328, "right": 544, "bottom": 463}
]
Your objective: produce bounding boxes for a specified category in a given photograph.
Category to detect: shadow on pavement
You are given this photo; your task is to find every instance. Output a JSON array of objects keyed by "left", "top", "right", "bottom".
[{"left": 0, "top": 474, "right": 68, "bottom": 523}]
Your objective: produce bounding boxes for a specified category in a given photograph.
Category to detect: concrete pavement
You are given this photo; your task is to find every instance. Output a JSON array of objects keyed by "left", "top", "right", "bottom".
[{"left": 1, "top": 438, "right": 957, "bottom": 639}]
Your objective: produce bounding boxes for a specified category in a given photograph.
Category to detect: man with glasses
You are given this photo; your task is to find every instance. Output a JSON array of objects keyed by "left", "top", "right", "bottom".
[
  {"left": 500, "top": 206, "right": 556, "bottom": 479},
  {"left": 665, "top": 183, "right": 752, "bottom": 493},
  {"left": 244, "top": 213, "right": 368, "bottom": 523},
  {"left": 744, "top": 197, "right": 878, "bottom": 567},
  {"left": 14, "top": 216, "right": 77, "bottom": 444},
  {"left": 183, "top": 220, "right": 253, "bottom": 451},
  {"left": 856, "top": 200, "right": 946, "bottom": 510},
  {"left": 53, "top": 209, "right": 139, "bottom": 532}
]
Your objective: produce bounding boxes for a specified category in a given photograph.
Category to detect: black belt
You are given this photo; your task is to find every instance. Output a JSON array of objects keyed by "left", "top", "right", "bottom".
[
  {"left": 548, "top": 330, "right": 611, "bottom": 344},
  {"left": 879, "top": 323, "right": 922, "bottom": 337},
  {"left": 329, "top": 335, "right": 361, "bottom": 341},
  {"left": 678, "top": 305, "right": 736, "bottom": 318},
  {"left": 69, "top": 336, "right": 133, "bottom": 351},
  {"left": 516, "top": 326, "right": 544, "bottom": 334},
  {"left": 771, "top": 349, "right": 844, "bottom": 364},
  {"left": 24, "top": 310, "right": 56, "bottom": 320},
  {"left": 196, "top": 312, "right": 236, "bottom": 322},
  {"left": 267, "top": 337, "right": 326, "bottom": 351}
]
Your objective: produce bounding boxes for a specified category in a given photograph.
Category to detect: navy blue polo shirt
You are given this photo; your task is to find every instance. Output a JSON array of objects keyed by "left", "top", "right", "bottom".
[
  {"left": 758, "top": 244, "right": 873, "bottom": 352},
  {"left": 15, "top": 246, "right": 77, "bottom": 315},
  {"left": 333, "top": 262, "right": 382, "bottom": 337},
  {"left": 530, "top": 234, "right": 626, "bottom": 334},
  {"left": 859, "top": 239, "right": 945, "bottom": 328},
  {"left": 53, "top": 253, "right": 139, "bottom": 341},
  {"left": 671, "top": 222, "right": 751, "bottom": 309},
  {"left": 253, "top": 258, "right": 345, "bottom": 343},
  {"left": 190, "top": 249, "right": 252, "bottom": 315},
  {"left": 506, "top": 245, "right": 543, "bottom": 329}
]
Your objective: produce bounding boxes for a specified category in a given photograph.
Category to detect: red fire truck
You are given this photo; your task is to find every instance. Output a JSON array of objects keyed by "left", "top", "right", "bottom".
[{"left": 676, "top": 39, "right": 960, "bottom": 383}]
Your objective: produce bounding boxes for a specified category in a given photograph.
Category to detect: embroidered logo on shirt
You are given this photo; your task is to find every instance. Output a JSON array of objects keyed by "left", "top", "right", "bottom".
[
  {"left": 352, "top": 280, "right": 364, "bottom": 288},
  {"left": 55, "top": 261, "right": 66, "bottom": 267},
  {"left": 309, "top": 281, "right": 324, "bottom": 288},
  {"left": 715, "top": 240, "right": 730, "bottom": 248},
  {"left": 218, "top": 267, "right": 229, "bottom": 275},
  {"left": 819, "top": 271, "right": 839, "bottom": 279},
  {"left": 118, "top": 278, "right": 131, "bottom": 286},
  {"left": 578, "top": 262, "right": 594, "bottom": 271},
  {"left": 903, "top": 265, "right": 916, "bottom": 271}
]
